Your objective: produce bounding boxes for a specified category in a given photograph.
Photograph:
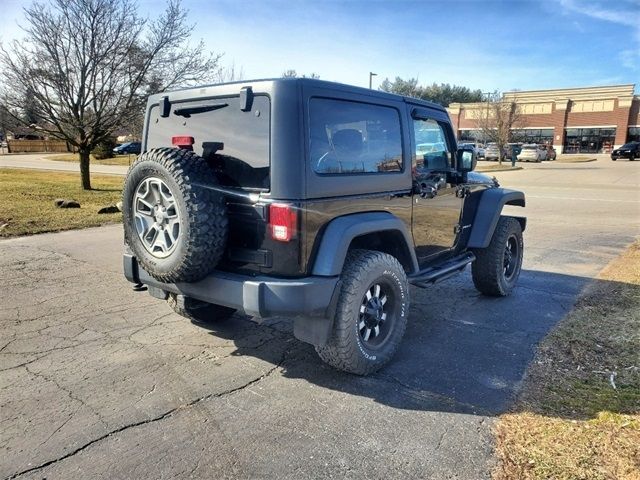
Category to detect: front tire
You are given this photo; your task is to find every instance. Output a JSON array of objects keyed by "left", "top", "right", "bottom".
[
  {"left": 315, "top": 250, "right": 410, "bottom": 375},
  {"left": 471, "top": 217, "right": 523, "bottom": 296}
]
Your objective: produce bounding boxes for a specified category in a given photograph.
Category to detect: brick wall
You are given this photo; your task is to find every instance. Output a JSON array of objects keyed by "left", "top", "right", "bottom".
[{"left": 630, "top": 99, "right": 640, "bottom": 126}]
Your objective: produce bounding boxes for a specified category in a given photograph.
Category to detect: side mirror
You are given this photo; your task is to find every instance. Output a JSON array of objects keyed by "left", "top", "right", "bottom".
[{"left": 456, "top": 148, "right": 476, "bottom": 173}]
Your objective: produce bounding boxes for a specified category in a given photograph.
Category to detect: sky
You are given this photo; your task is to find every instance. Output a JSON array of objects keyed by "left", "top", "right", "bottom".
[{"left": 0, "top": 0, "right": 638, "bottom": 93}]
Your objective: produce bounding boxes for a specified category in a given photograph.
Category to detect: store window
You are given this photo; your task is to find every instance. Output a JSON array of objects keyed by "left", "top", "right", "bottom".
[
  {"left": 458, "top": 129, "right": 485, "bottom": 143},
  {"left": 511, "top": 128, "right": 554, "bottom": 145},
  {"left": 628, "top": 127, "right": 640, "bottom": 143},
  {"left": 563, "top": 128, "right": 616, "bottom": 154}
]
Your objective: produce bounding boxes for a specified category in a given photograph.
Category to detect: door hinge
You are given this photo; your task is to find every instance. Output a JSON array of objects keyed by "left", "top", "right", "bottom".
[
  {"left": 455, "top": 186, "right": 470, "bottom": 198},
  {"left": 454, "top": 224, "right": 471, "bottom": 235}
]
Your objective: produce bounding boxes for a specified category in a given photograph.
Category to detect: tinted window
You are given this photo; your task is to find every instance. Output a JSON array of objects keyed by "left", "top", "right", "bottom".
[
  {"left": 309, "top": 98, "right": 402, "bottom": 174},
  {"left": 146, "top": 95, "right": 270, "bottom": 190},
  {"left": 413, "top": 118, "right": 451, "bottom": 172}
]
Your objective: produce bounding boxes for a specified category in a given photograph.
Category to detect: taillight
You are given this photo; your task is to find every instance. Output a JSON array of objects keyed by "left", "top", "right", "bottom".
[
  {"left": 172, "top": 136, "right": 194, "bottom": 150},
  {"left": 269, "top": 203, "right": 297, "bottom": 242}
]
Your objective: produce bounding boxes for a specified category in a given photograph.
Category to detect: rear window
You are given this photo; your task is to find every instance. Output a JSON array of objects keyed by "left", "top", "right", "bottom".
[
  {"left": 146, "top": 95, "right": 270, "bottom": 190},
  {"left": 309, "top": 98, "right": 403, "bottom": 174}
]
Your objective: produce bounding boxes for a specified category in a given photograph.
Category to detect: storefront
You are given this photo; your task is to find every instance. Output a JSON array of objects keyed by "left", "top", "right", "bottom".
[
  {"left": 563, "top": 127, "right": 616, "bottom": 154},
  {"left": 448, "top": 84, "right": 639, "bottom": 154},
  {"left": 512, "top": 128, "right": 554, "bottom": 145}
]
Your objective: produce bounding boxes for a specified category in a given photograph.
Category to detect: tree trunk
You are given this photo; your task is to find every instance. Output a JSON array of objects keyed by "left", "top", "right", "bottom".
[{"left": 79, "top": 148, "right": 92, "bottom": 190}]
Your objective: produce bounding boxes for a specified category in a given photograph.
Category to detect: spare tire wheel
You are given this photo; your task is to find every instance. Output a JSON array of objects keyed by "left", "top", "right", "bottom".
[{"left": 122, "top": 147, "right": 228, "bottom": 283}]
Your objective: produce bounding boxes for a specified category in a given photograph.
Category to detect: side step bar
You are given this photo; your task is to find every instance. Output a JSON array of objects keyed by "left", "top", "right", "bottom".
[{"left": 408, "top": 252, "right": 475, "bottom": 288}]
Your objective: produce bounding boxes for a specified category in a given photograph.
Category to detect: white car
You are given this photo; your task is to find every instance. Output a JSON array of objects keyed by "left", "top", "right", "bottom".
[
  {"left": 518, "top": 144, "right": 547, "bottom": 162},
  {"left": 459, "top": 143, "right": 485, "bottom": 159}
]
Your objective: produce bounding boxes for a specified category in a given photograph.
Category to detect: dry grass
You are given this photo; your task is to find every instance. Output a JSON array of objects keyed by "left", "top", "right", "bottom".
[
  {"left": 494, "top": 242, "right": 640, "bottom": 480},
  {"left": 49, "top": 153, "right": 135, "bottom": 166},
  {"left": 0, "top": 168, "right": 123, "bottom": 237}
]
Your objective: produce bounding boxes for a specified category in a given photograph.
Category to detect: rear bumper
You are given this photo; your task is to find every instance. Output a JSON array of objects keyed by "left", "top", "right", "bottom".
[{"left": 123, "top": 254, "right": 340, "bottom": 319}]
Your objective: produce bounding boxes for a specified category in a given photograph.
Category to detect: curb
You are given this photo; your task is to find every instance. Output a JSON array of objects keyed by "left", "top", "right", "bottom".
[
  {"left": 555, "top": 158, "right": 597, "bottom": 163},
  {"left": 476, "top": 166, "right": 523, "bottom": 173}
]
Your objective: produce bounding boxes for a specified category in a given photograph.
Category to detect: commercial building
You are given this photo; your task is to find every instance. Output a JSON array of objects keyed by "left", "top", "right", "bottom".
[{"left": 447, "top": 84, "right": 639, "bottom": 153}]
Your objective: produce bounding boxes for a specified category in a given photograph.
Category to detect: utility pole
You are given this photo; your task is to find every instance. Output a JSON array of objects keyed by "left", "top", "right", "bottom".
[{"left": 369, "top": 72, "right": 377, "bottom": 89}]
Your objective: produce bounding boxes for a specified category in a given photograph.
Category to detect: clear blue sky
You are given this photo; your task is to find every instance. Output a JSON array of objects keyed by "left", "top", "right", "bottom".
[{"left": 1, "top": 0, "right": 638, "bottom": 92}]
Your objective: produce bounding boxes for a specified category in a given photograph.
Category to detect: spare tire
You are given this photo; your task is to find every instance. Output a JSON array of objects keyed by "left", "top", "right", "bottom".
[{"left": 122, "top": 147, "right": 227, "bottom": 283}]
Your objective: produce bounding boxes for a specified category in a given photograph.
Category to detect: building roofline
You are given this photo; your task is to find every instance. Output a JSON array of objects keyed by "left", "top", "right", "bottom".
[{"left": 502, "top": 84, "right": 635, "bottom": 95}]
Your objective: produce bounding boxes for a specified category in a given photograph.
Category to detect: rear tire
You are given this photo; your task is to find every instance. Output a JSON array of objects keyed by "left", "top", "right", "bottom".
[
  {"left": 167, "top": 293, "right": 236, "bottom": 324},
  {"left": 471, "top": 217, "right": 523, "bottom": 296},
  {"left": 315, "top": 250, "right": 410, "bottom": 375}
]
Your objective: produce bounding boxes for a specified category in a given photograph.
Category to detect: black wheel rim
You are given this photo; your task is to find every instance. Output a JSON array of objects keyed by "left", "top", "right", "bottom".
[
  {"left": 358, "top": 281, "right": 395, "bottom": 348},
  {"left": 503, "top": 234, "right": 520, "bottom": 280}
]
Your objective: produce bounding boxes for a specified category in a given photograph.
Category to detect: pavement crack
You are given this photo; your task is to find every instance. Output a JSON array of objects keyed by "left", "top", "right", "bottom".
[
  {"left": 435, "top": 426, "right": 449, "bottom": 451},
  {"left": 7, "top": 355, "right": 286, "bottom": 479}
]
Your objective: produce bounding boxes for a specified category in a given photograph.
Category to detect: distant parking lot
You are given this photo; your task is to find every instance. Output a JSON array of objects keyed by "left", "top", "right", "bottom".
[{"left": 1, "top": 158, "right": 638, "bottom": 479}]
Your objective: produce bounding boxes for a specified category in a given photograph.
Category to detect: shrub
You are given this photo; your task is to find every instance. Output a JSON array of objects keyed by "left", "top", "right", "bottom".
[{"left": 91, "top": 138, "right": 117, "bottom": 160}]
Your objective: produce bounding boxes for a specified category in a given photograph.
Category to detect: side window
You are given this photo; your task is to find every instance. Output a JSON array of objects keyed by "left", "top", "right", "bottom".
[
  {"left": 309, "top": 98, "right": 402, "bottom": 174},
  {"left": 413, "top": 118, "right": 451, "bottom": 172}
]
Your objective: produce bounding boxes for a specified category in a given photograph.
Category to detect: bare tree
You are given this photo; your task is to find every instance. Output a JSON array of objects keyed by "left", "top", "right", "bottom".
[
  {"left": 216, "top": 62, "right": 245, "bottom": 83},
  {"left": 475, "top": 95, "right": 526, "bottom": 165},
  {"left": 1, "top": 0, "right": 222, "bottom": 189},
  {"left": 281, "top": 69, "right": 320, "bottom": 79},
  {"left": 0, "top": 103, "right": 18, "bottom": 143}
]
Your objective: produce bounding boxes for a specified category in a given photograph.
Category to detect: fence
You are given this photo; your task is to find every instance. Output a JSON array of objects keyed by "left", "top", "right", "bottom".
[{"left": 7, "top": 140, "right": 73, "bottom": 153}]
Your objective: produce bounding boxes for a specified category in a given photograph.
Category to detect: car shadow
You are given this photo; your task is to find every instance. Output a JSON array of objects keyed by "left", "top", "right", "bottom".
[{"left": 191, "top": 268, "right": 620, "bottom": 418}]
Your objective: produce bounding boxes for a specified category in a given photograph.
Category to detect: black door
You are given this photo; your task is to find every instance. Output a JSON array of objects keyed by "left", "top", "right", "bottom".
[{"left": 411, "top": 113, "right": 462, "bottom": 268}]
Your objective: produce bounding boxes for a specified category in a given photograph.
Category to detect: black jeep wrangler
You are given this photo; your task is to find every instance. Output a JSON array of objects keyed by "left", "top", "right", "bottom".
[{"left": 122, "top": 78, "right": 525, "bottom": 375}]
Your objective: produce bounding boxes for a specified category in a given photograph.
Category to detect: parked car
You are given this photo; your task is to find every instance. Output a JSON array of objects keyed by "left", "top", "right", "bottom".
[
  {"left": 113, "top": 142, "right": 141, "bottom": 154},
  {"left": 485, "top": 143, "right": 519, "bottom": 161},
  {"left": 611, "top": 141, "right": 640, "bottom": 161},
  {"left": 518, "top": 144, "right": 547, "bottom": 162},
  {"left": 484, "top": 143, "right": 500, "bottom": 161},
  {"left": 122, "top": 78, "right": 526, "bottom": 375},
  {"left": 459, "top": 143, "right": 485, "bottom": 159}
]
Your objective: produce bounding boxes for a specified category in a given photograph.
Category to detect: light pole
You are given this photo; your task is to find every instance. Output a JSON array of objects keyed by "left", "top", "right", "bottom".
[{"left": 369, "top": 72, "right": 377, "bottom": 89}]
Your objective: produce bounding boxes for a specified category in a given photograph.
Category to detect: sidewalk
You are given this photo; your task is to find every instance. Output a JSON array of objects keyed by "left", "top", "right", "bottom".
[{"left": 0, "top": 153, "right": 128, "bottom": 176}]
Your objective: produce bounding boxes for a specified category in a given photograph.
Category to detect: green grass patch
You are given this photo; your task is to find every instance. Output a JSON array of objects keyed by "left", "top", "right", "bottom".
[
  {"left": 49, "top": 153, "right": 135, "bottom": 166},
  {"left": 0, "top": 168, "right": 123, "bottom": 237},
  {"left": 494, "top": 243, "right": 640, "bottom": 480}
]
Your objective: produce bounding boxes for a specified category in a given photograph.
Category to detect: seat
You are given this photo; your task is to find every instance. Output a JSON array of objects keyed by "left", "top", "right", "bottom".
[{"left": 332, "top": 129, "right": 363, "bottom": 158}]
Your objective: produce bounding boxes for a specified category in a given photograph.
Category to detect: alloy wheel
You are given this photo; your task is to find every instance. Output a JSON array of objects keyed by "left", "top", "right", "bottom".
[{"left": 133, "top": 177, "right": 181, "bottom": 258}]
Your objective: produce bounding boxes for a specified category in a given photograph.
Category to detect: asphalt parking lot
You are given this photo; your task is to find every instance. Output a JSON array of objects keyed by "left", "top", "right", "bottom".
[{"left": 1, "top": 157, "right": 639, "bottom": 479}]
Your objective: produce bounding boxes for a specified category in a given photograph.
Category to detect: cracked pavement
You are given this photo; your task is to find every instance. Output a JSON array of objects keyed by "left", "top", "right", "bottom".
[{"left": 1, "top": 158, "right": 639, "bottom": 479}]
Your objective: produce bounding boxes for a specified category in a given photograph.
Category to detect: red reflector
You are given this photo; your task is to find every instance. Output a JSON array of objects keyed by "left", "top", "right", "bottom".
[
  {"left": 172, "top": 136, "right": 194, "bottom": 148},
  {"left": 269, "top": 203, "right": 297, "bottom": 242}
]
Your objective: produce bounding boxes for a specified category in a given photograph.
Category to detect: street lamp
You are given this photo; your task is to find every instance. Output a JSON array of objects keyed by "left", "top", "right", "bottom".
[{"left": 369, "top": 72, "right": 377, "bottom": 89}]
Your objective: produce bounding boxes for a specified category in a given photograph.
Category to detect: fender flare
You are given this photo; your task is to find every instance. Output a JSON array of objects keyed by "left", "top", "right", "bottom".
[
  {"left": 311, "top": 212, "right": 419, "bottom": 276},
  {"left": 467, "top": 188, "right": 526, "bottom": 249}
]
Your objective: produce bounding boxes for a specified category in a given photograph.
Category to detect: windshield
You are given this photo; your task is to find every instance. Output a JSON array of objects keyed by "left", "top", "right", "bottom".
[{"left": 621, "top": 143, "right": 638, "bottom": 149}]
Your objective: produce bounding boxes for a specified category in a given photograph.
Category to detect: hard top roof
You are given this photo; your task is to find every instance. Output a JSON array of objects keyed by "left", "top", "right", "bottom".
[{"left": 150, "top": 77, "right": 447, "bottom": 113}]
